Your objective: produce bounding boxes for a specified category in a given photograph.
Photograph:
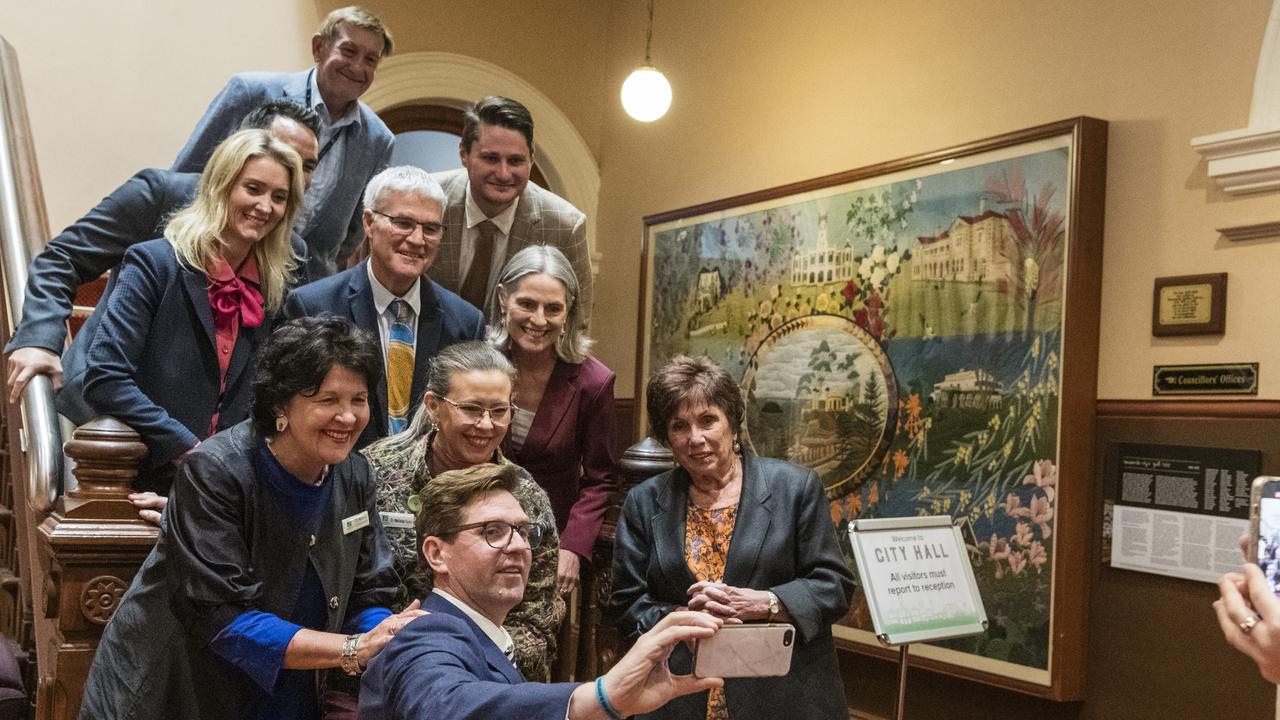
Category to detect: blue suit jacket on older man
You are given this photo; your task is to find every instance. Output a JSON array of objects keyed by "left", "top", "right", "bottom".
[
  {"left": 281, "top": 261, "right": 485, "bottom": 450},
  {"left": 359, "top": 591, "right": 577, "bottom": 720},
  {"left": 172, "top": 69, "right": 392, "bottom": 279}
]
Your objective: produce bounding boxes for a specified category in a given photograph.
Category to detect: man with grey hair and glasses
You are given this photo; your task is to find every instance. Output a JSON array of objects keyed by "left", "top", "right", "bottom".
[
  {"left": 283, "top": 165, "right": 483, "bottom": 449},
  {"left": 359, "top": 463, "right": 724, "bottom": 720}
]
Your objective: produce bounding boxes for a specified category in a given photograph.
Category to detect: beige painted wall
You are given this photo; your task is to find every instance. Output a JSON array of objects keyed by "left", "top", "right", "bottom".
[
  {"left": 4, "top": 0, "right": 1278, "bottom": 402},
  {"left": 2, "top": 0, "right": 320, "bottom": 231},
  {"left": 592, "top": 0, "right": 1280, "bottom": 400}
]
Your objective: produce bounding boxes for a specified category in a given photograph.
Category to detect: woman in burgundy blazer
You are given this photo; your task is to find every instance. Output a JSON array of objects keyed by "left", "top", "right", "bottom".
[{"left": 489, "top": 246, "right": 617, "bottom": 594}]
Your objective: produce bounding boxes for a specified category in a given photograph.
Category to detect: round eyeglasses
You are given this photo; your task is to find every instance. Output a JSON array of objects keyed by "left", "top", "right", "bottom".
[
  {"left": 444, "top": 520, "right": 544, "bottom": 550},
  {"left": 438, "top": 396, "right": 518, "bottom": 427},
  {"left": 371, "top": 209, "right": 445, "bottom": 239}
]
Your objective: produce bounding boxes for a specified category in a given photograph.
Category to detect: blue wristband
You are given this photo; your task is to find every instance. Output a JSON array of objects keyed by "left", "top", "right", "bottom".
[{"left": 595, "top": 676, "right": 625, "bottom": 720}]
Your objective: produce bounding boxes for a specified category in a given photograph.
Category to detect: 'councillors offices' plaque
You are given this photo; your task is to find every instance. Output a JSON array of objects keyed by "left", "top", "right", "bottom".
[{"left": 1152, "top": 273, "right": 1226, "bottom": 336}]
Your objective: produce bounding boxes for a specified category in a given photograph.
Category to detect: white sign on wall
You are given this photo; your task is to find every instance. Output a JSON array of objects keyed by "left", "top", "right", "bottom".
[{"left": 849, "top": 515, "right": 988, "bottom": 646}]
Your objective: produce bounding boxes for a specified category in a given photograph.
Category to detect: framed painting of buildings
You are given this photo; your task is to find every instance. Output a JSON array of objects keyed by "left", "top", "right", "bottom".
[{"left": 636, "top": 117, "right": 1107, "bottom": 700}]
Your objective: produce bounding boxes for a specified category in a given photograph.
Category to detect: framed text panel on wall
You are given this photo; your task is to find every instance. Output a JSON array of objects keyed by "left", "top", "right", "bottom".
[{"left": 637, "top": 117, "right": 1107, "bottom": 700}]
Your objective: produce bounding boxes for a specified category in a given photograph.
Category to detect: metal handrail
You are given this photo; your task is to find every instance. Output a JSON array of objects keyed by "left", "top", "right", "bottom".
[{"left": 0, "top": 36, "right": 62, "bottom": 513}]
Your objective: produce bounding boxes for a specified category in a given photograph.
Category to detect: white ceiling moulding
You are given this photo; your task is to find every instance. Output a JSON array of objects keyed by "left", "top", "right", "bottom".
[
  {"left": 364, "top": 52, "right": 603, "bottom": 274},
  {"left": 1192, "top": 0, "right": 1280, "bottom": 195}
]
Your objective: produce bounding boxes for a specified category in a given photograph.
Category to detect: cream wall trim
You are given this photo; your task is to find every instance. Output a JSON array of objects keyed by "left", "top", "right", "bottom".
[
  {"left": 363, "top": 51, "right": 602, "bottom": 276},
  {"left": 1192, "top": 0, "right": 1280, "bottom": 195}
]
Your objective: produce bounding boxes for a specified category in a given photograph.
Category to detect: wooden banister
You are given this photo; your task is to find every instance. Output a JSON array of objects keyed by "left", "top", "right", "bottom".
[
  {"left": 33, "top": 418, "right": 156, "bottom": 720},
  {"left": 564, "top": 436, "right": 672, "bottom": 680}
]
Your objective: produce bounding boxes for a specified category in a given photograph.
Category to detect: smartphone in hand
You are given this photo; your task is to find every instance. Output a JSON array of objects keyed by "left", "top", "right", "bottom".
[
  {"left": 1249, "top": 476, "right": 1280, "bottom": 594},
  {"left": 692, "top": 623, "right": 795, "bottom": 678}
]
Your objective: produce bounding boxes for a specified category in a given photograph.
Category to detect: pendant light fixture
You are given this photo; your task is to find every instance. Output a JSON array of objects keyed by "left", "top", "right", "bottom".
[{"left": 620, "top": 0, "right": 672, "bottom": 122}]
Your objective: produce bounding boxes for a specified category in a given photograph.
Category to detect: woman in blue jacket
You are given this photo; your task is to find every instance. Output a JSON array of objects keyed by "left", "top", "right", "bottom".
[{"left": 56, "top": 128, "right": 302, "bottom": 514}]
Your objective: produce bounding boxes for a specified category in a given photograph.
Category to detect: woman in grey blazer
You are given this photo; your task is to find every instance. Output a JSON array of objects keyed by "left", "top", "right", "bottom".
[{"left": 611, "top": 355, "right": 855, "bottom": 720}]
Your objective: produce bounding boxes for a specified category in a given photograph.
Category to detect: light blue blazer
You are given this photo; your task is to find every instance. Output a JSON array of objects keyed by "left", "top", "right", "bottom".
[{"left": 172, "top": 69, "right": 393, "bottom": 279}]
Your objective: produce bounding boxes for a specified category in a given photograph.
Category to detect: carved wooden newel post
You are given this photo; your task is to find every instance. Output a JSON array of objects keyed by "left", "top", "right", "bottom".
[
  {"left": 574, "top": 436, "right": 673, "bottom": 679},
  {"left": 35, "top": 418, "right": 155, "bottom": 720}
]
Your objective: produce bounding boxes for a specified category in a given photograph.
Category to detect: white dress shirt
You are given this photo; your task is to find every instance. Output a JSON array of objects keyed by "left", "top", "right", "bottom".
[
  {"left": 433, "top": 589, "right": 516, "bottom": 660},
  {"left": 459, "top": 186, "right": 520, "bottom": 293},
  {"left": 365, "top": 260, "right": 422, "bottom": 359}
]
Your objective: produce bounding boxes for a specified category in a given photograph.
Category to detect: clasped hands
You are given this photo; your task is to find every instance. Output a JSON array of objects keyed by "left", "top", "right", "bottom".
[{"left": 685, "top": 580, "right": 774, "bottom": 622}]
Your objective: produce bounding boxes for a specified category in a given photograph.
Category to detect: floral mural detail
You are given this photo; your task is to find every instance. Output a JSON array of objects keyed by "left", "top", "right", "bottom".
[{"left": 645, "top": 145, "right": 1072, "bottom": 674}]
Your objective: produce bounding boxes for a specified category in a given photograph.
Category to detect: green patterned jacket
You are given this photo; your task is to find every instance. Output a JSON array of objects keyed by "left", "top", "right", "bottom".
[{"left": 362, "top": 433, "right": 565, "bottom": 681}]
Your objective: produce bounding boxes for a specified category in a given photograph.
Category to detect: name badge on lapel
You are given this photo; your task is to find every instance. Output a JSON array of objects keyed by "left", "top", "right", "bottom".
[
  {"left": 342, "top": 511, "right": 371, "bottom": 535},
  {"left": 380, "top": 511, "right": 415, "bottom": 530}
]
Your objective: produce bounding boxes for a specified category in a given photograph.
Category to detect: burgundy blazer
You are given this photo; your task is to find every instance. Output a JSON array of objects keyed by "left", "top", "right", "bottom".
[{"left": 502, "top": 355, "right": 618, "bottom": 558}]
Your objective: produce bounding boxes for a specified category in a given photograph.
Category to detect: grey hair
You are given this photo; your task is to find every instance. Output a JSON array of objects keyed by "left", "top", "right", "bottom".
[
  {"left": 486, "top": 245, "right": 592, "bottom": 363},
  {"left": 362, "top": 165, "right": 446, "bottom": 213},
  {"left": 363, "top": 342, "right": 516, "bottom": 460}
]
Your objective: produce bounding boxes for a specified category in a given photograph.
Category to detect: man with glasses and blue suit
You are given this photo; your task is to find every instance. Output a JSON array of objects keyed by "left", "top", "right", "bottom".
[
  {"left": 358, "top": 462, "right": 725, "bottom": 720},
  {"left": 283, "top": 166, "right": 483, "bottom": 450}
]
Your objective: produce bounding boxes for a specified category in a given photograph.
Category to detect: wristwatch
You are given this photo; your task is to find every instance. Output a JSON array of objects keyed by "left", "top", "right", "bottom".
[
  {"left": 340, "top": 633, "right": 364, "bottom": 676},
  {"left": 766, "top": 591, "right": 781, "bottom": 619}
]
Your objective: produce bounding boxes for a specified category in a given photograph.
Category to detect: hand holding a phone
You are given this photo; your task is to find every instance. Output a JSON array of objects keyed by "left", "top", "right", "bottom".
[
  {"left": 569, "top": 611, "right": 724, "bottom": 719},
  {"left": 1214, "top": 564, "right": 1280, "bottom": 684}
]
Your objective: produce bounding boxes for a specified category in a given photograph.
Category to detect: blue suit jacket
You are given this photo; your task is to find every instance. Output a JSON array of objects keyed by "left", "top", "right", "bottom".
[
  {"left": 55, "top": 239, "right": 268, "bottom": 490},
  {"left": 5, "top": 168, "right": 308, "bottom": 357},
  {"left": 359, "top": 592, "right": 576, "bottom": 720},
  {"left": 281, "top": 261, "right": 484, "bottom": 449},
  {"left": 172, "top": 69, "right": 392, "bottom": 278}
]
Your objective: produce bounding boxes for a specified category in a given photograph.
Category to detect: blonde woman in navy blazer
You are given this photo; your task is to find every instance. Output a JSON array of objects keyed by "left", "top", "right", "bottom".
[
  {"left": 489, "top": 246, "right": 618, "bottom": 595},
  {"left": 610, "top": 356, "right": 855, "bottom": 720},
  {"left": 56, "top": 129, "right": 303, "bottom": 517}
]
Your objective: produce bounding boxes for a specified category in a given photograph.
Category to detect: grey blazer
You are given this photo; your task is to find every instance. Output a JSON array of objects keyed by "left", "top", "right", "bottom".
[
  {"left": 172, "top": 69, "right": 393, "bottom": 279},
  {"left": 427, "top": 168, "right": 592, "bottom": 322},
  {"left": 610, "top": 453, "right": 855, "bottom": 720}
]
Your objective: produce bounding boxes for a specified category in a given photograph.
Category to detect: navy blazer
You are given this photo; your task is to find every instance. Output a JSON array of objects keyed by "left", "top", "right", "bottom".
[
  {"left": 56, "top": 240, "right": 268, "bottom": 490},
  {"left": 610, "top": 453, "right": 855, "bottom": 720},
  {"left": 282, "top": 261, "right": 485, "bottom": 449},
  {"left": 6, "top": 168, "right": 308, "bottom": 357},
  {"left": 172, "top": 69, "right": 393, "bottom": 278},
  {"left": 359, "top": 591, "right": 576, "bottom": 720},
  {"left": 502, "top": 355, "right": 618, "bottom": 558}
]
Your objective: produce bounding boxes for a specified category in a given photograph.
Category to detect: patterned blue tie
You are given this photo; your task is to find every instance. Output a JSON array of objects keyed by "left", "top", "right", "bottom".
[{"left": 386, "top": 299, "right": 415, "bottom": 434}]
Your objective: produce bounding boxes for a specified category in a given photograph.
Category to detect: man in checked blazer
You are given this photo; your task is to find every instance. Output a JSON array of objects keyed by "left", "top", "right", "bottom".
[{"left": 429, "top": 96, "right": 593, "bottom": 326}]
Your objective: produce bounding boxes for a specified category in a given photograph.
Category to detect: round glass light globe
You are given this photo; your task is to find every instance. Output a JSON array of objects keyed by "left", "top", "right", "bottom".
[{"left": 621, "top": 66, "right": 672, "bottom": 122}]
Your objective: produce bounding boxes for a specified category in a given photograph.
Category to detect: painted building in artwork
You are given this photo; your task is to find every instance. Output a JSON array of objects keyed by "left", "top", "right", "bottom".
[
  {"left": 791, "top": 213, "right": 854, "bottom": 286},
  {"left": 803, "top": 388, "right": 852, "bottom": 413},
  {"left": 930, "top": 368, "right": 1003, "bottom": 410},
  {"left": 695, "top": 267, "right": 723, "bottom": 312},
  {"left": 911, "top": 199, "right": 1023, "bottom": 285}
]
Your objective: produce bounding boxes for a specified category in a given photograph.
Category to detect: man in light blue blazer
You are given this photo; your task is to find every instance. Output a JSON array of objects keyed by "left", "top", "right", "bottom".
[
  {"left": 172, "top": 6, "right": 394, "bottom": 279},
  {"left": 358, "top": 463, "right": 724, "bottom": 720}
]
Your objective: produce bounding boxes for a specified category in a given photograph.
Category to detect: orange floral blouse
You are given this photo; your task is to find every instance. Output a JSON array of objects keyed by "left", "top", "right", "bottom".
[{"left": 685, "top": 504, "right": 738, "bottom": 720}]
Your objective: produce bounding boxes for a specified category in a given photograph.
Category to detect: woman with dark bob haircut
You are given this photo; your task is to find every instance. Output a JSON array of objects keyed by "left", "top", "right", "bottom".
[
  {"left": 610, "top": 355, "right": 855, "bottom": 720},
  {"left": 79, "top": 315, "right": 425, "bottom": 720}
]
